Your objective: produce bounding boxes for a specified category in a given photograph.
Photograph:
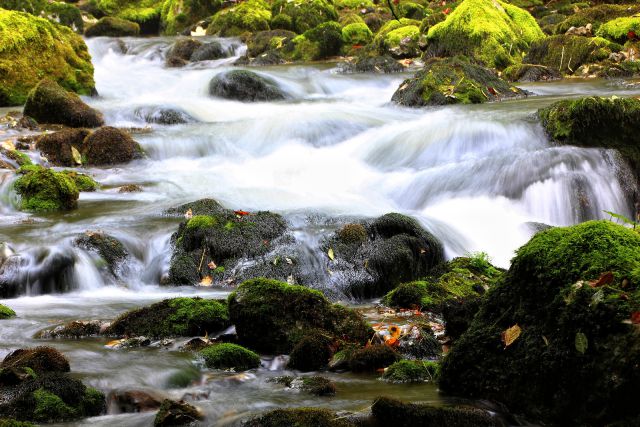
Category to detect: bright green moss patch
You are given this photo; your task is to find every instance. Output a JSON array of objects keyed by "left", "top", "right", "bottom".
[
  {"left": 186, "top": 215, "right": 218, "bottom": 230},
  {"left": 61, "top": 171, "right": 99, "bottom": 192},
  {"left": 597, "top": 17, "right": 640, "bottom": 44},
  {"left": 342, "top": 22, "right": 373, "bottom": 45},
  {"left": 555, "top": 4, "right": 640, "bottom": 35},
  {"left": 89, "top": 0, "right": 163, "bottom": 30},
  {"left": 32, "top": 388, "right": 77, "bottom": 423},
  {"left": 271, "top": 0, "right": 338, "bottom": 34},
  {"left": 525, "top": 35, "right": 620, "bottom": 74},
  {"left": 382, "top": 360, "right": 440, "bottom": 383},
  {"left": 426, "top": 0, "right": 545, "bottom": 69},
  {"left": 84, "top": 16, "right": 141, "bottom": 37},
  {"left": 334, "top": 0, "right": 374, "bottom": 9},
  {"left": 206, "top": 0, "right": 271, "bottom": 36},
  {"left": 0, "top": 9, "right": 95, "bottom": 107},
  {"left": 0, "top": 304, "right": 16, "bottom": 319},
  {"left": 13, "top": 165, "right": 79, "bottom": 212},
  {"left": 161, "top": 0, "right": 222, "bottom": 35},
  {"left": 200, "top": 343, "right": 260, "bottom": 371}
]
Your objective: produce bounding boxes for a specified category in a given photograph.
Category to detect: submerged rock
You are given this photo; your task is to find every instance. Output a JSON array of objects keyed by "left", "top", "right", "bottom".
[
  {"left": 270, "top": 376, "right": 336, "bottom": 396},
  {"left": 85, "top": 17, "right": 140, "bottom": 38},
  {"left": 439, "top": 221, "right": 640, "bottom": 425},
  {"left": 392, "top": 57, "right": 526, "bottom": 107},
  {"left": 74, "top": 231, "right": 129, "bottom": 275},
  {"left": 154, "top": 399, "right": 204, "bottom": 427},
  {"left": 165, "top": 38, "right": 202, "bottom": 67},
  {"left": 135, "top": 107, "right": 196, "bottom": 125},
  {"left": 209, "top": 70, "right": 288, "bottom": 102},
  {"left": 108, "top": 389, "right": 165, "bottom": 413},
  {"left": 23, "top": 79, "right": 103, "bottom": 128},
  {"left": 190, "top": 42, "right": 227, "bottom": 62}
]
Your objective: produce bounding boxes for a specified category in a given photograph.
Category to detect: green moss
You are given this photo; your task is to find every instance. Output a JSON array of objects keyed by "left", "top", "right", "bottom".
[
  {"left": 371, "top": 397, "right": 501, "bottom": 426},
  {"left": 161, "top": 0, "right": 222, "bottom": 35},
  {"left": 338, "top": 13, "right": 364, "bottom": 26},
  {"left": 245, "top": 408, "right": 351, "bottom": 427},
  {"left": 525, "top": 35, "right": 619, "bottom": 74},
  {"left": 0, "top": 148, "right": 32, "bottom": 167},
  {"left": 0, "top": 9, "right": 95, "bottom": 107},
  {"left": 186, "top": 215, "right": 218, "bottom": 230},
  {"left": 13, "top": 165, "right": 79, "bottom": 212},
  {"left": 373, "top": 18, "right": 421, "bottom": 50},
  {"left": 106, "top": 297, "right": 229, "bottom": 338},
  {"left": 0, "top": 304, "right": 16, "bottom": 319},
  {"left": 61, "top": 171, "right": 99, "bottom": 192},
  {"left": 301, "top": 21, "right": 343, "bottom": 59},
  {"left": 200, "top": 343, "right": 260, "bottom": 371},
  {"left": 382, "top": 360, "right": 440, "bottom": 383},
  {"left": 45, "top": 2, "right": 84, "bottom": 32},
  {"left": 271, "top": 0, "right": 338, "bottom": 34},
  {"left": 334, "top": 0, "right": 374, "bottom": 9},
  {"left": 342, "top": 22, "right": 373, "bottom": 46},
  {"left": 33, "top": 388, "right": 77, "bottom": 423},
  {"left": 349, "top": 345, "right": 401, "bottom": 372},
  {"left": 399, "top": 2, "right": 427, "bottom": 20},
  {"left": 597, "top": 17, "right": 640, "bottom": 44},
  {"left": 555, "top": 4, "right": 640, "bottom": 35},
  {"left": 426, "top": 0, "right": 545, "bottom": 69},
  {"left": 81, "top": 387, "right": 106, "bottom": 417},
  {"left": 337, "top": 223, "right": 368, "bottom": 245},
  {"left": 287, "top": 331, "right": 333, "bottom": 371},
  {"left": 84, "top": 16, "right": 141, "bottom": 37},
  {"left": 206, "top": 0, "right": 271, "bottom": 36},
  {"left": 0, "top": 419, "right": 35, "bottom": 427},
  {"left": 89, "top": 0, "right": 163, "bottom": 30}
]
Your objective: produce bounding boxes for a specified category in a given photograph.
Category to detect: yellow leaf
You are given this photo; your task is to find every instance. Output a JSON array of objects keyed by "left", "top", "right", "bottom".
[
  {"left": 200, "top": 276, "right": 213, "bottom": 286},
  {"left": 184, "top": 208, "right": 193, "bottom": 220},
  {"left": 207, "top": 261, "right": 217, "bottom": 270},
  {"left": 71, "top": 146, "right": 82, "bottom": 165},
  {"left": 388, "top": 325, "right": 401, "bottom": 339},
  {"left": 501, "top": 324, "right": 522, "bottom": 348},
  {"left": 327, "top": 248, "right": 335, "bottom": 261}
]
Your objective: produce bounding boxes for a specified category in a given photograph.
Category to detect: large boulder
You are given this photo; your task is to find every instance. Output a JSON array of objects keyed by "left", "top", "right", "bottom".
[
  {"left": 206, "top": 0, "right": 271, "bottom": 36},
  {"left": 35, "top": 129, "right": 92, "bottom": 166},
  {"left": 392, "top": 57, "right": 526, "bottom": 107},
  {"left": 199, "top": 343, "right": 260, "bottom": 371},
  {"left": 439, "top": 221, "right": 640, "bottom": 425},
  {"left": 322, "top": 213, "right": 444, "bottom": 298},
  {"left": 105, "top": 297, "right": 229, "bottom": 338},
  {"left": 228, "top": 278, "right": 372, "bottom": 353},
  {"left": 597, "top": 16, "right": 640, "bottom": 44},
  {"left": 23, "top": 80, "right": 104, "bottom": 128},
  {"left": 524, "top": 35, "right": 620, "bottom": 74},
  {"left": 161, "top": 0, "right": 222, "bottom": 35},
  {"left": 84, "top": 16, "right": 140, "bottom": 37},
  {"left": 0, "top": 0, "right": 84, "bottom": 32},
  {"left": 0, "top": 10, "right": 95, "bottom": 107},
  {"left": 13, "top": 165, "right": 79, "bottom": 212},
  {"left": 270, "top": 0, "right": 338, "bottom": 34},
  {"left": 165, "top": 38, "right": 202, "bottom": 67},
  {"left": 282, "top": 21, "right": 344, "bottom": 61},
  {"left": 208, "top": 70, "right": 288, "bottom": 102},
  {"left": 1, "top": 347, "right": 70, "bottom": 376},
  {"left": 425, "top": 0, "right": 545, "bottom": 69},
  {"left": 74, "top": 231, "right": 129, "bottom": 276},
  {"left": 82, "top": 127, "right": 144, "bottom": 165},
  {"left": 372, "top": 18, "right": 421, "bottom": 59},
  {"left": 88, "top": 0, "right": 162, "bottom": 34}
]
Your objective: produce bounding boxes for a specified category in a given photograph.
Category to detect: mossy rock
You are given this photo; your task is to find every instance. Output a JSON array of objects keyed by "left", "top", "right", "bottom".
[
  {"left": 372, "top": 18, "right": 421, "bottom": 58},
  {"left": 161, "top": 0, "right": 222, "bottom": 35},
  {"left": 0, "top": 304, "right": 16, "bottom": 319},
  {"left": 1, "top": 347, "right": 70, "bottom": 376},
  {"left": 271, "top": 0, "right": 338, "bottom": 34},
  {"left": 524, "top": 35, "right": 619, "bottom": 74},
  {"left": 597, "top": 17, "right": 640, "bottom": 44},
  {"left": 246, "top": 30, "right": 297, "bottom": 57},
  {"left": 502, "top": 63, "right": 562, "bottom": 82},
  {"left": 228, "top": 278, "right": 371, "bottom": 353},
  {"left": 341, "top": 22, "right": 373, "bottom": 46},
  {"left": 439, "top": 220, "right": 640, "bottom": 425},
  {"left": 244, "top": 408, "right": 352, "bottom": 427},
  {"left": 60, "top": 171, "right": 99, "bottom": 192},
  {"left": 555, "top": 4, "right": 640, "bottom": 35},
  {"left": 382, "top": 360, "right": 439, "bottom": 383},
  {"left": 89, "top": 0, "right": 162, "bottom": 34},
  {"left": 287, "top": 331, "right": 334, "bottom": 372},
  {"left": 392, "top": 56, "right": 526, "bottom": 107},
  {"left": 85, "top": 16, "right": 141, "bottom": 37},
  {"left": 153, "top": 399, "right": 203, "bottom": 426},
  {"left": 1, "top": 1, "right": 86, "bottom": 33},
  {"left": 209, "top": 70, "right": 288, "bottom": 102},
  {"left": 425, "top": 0, "right": 545, "bottom": 69},
  {"left": 206, "top": 0, "right": 271, "bottom": 36},
  {"left": 273, "top": 376, "right": 336, "bottom": 396},
  {"left": 74, "top": 231, "right": 128, "bottom": 275},
  {"left": 200, "top": 343, "right": 260, "bottom": 371},
  {"left": 0, "top": 147, "right": 32, "bottom": 168},
  {"left": 23, "top": 79, "right": 103, "bottom": 128},
  {"left": 371, "top": 397, "right": 503, "bottom": 427},
  {"left": 13, "top": 165, "right": 79, "bottom": 212},
  {"left": 334, "top": 0, "right": 374, "bottom": 10},
  {"left": 537, "top": 96, "right": 640, "bottom": 181},
  {"left": 82, "top": 126, "right": 144, "bottom": 165},
  {"left": 105, "top": 297, "right": 229, "bottom": 338},
  {"left": 338, "top": 55, "right": 405, "bottom": 74},
  {"left": 165, "top": 37, "right": 203, "bottom": 67},
  {"left": 0, "top": 419, "right": 34, "bottom": 427},
  {"left": 35, "top": 129, "right": 92, "bottom": 167},
  {"left": 283, "top": 21, "right": 344, "bottom": 61},
  {"left": 349, "top": 344, "right": 400, "bottom": 372},
  {"left": 0, "top": 9, "right": 95, "bottom": 107}
]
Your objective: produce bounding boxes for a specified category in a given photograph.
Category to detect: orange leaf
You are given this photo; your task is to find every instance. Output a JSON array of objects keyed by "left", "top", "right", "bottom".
[
  {"left": 631, "top": 312, "right": 640, "bottom": 324},
  {"left": 208, "top": 261, "right": 217, "bottom": 269},
  {"left": 385, "top": 336, "right": 399, "bottom": 348},
  {"left": 589, "top": 271, "right": 614, "bottom": 288},
  {"left": 234, "top": 210, "right": 250, "bottom": 216},
  {"left": 200, "top": 276, "right": 213, "bottom": 286},
  {"left": 388, "top": 325, "right": 401, "bottom": 339},
  {"left": 501, "top": 324, "right": 522, "bottom": 348}
]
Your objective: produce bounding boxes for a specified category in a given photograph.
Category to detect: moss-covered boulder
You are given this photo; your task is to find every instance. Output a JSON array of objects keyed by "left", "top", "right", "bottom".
[
  {"left": 0, "top": 0, "right": 83, "bottom": 32},
  {"left": 349, "top": 345, "right": 400, "bottom": 372},
  {"left": 246, "top": 30, "right": 297, "bottom": 58},
  {"left": 161, "top": 0, "right": 222, "bottom": 35},
  {"left": 284, "top": 21, "right": 344, "bottom": 61},
  {"left": 153, "top": 399, "right": 204, "bottom": 426},
  {"left": 538, "top": 96, "right": 640, "bottom": 181},
  {"left": 392, "top": 57, "right": 526, "bottom": 107},
  {"left": 0, "top": 10, "right": 95, "bottom": 107},
  {"left": 88, "top": 0, "right": 162, "bottom": 34},
  {"left": 245, "top": 408, "right": 351, "bottom": 427},
  {"left": 371, "top": 397, "right": 502, "bottom": 427},
  {"left": 502, "top": 63, "right": 562, "bottom": 82},
  {"left": 61, "top": 171, "right": 99, "bottom": 193},
  {"left": 165, "top": 37, "right": 202, "bottom": 67},
  {"left": 74, "top": 231, "right": 128, "bottom": 275},
  {"left": 0, "top": 304, "right": 16, "bottom": 319},
  {"left": 372, "top": 18, "right": 421, "bottom": 58},
  {"left": 287, "top": 331, "right": 334, "bottom": 372},
  {"left": 36, "top": 129, "right": 92, "bottom": 167},
  {"left": 597, "top": 16, "right": 640, "bottom": 44},
  {"left": 341, "top": 22, "right": 373, "bottom": 46},
  {"left": 23, "top": 80, "right": 103, "bottom": 128},
  {"left": 105, "top": 297, "right": 229, "bottom": 338},
  {"left": 82, "top": 127, "right": 144, "bottom": 165},
  {"left": 524, "top": 35, "right": 619, "bottom": 74},
  {"left": 228, "top": 278, "right": 371, "bottom": 353},
  {"left": 439, "top": 221, "right": 640, "bottom": 425},
  {"left": 206, "top": 0, "right": 271, "bottom": 36},
  {"left": 200, "top": 343, "right": 260, "bottom": 371},
  {"left": 382, "top": 360, "right": 439, "bottom": 383},
  {"left": 425, "top": 0, "right": 544, "bottom": 69},
  {"left": 1, "top": 347, "right": 69, "bottom": 375},
  {"left": 85, "top": 16, "right": 141, "bottom": 37},
  {"left": 209, "top": 70, "right": 288, "bottom": 102},
  {"left": 555, "top": 4, "right": 640, "bottom": 35},
  {"left": 13, "top": 165, "right": 79, "bottom": 212},
  {"left": 271, "top": 0, "right": 338, "bottom": 34}
]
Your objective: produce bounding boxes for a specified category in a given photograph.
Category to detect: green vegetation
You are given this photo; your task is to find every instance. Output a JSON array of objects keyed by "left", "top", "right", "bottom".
[
  {"left": 597, "top": 16, "right": 640, "bottom": 44},
  {"left": 13, "top": 165, "right": 79, "bottom": 212},
  {"left": 200, "top": 343, "right": 260, "bottom": 371},
  {"left": 245, "top": 408, "right": 352, "bottom": 427},
  {"left": 342, "top": 22, "right": 373, "bottom": 46},
  {"left": 349, "top": 344, "right": 401, "bottom": 372},
  {"left": 382, "top": 360, "right": 440, "bottom": 383},
  {"left": 0, "top": 10, "right": 95, "bottom": 106},
  {"left": 554, "top": 4, "right": 640, "bottom": 35},
  {"left": 0, "top": 304, "right": 16, "bottom": 319},
  {"left": 161, "top": 0, "right": 222, "bottom": 35},
  {"left": 84, "top": 16, "right": 140, "bottom": 37},
  {"left": 61, "top": 171, "right": 99, "bottom": 192},
  {"left": 32, "top": 389, "right": 76, "bottom": 423},
  {"left": 271, "top": 0, "right": 338, "bottom": 34},
  {"left": 206, "top": 0, "right": 271, "bottom": 36},
  {"left": 525, "top": 35, "right": 619, "bottom": 74},
  {"left": 89, "top": 0, "right": 163, "bottom": 32}
]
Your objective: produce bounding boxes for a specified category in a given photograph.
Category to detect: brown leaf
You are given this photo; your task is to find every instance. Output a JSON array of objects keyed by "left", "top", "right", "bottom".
[
  {"left": 501, "top": 324, "right": 522, "bottom": 348},
  {"left": 207, "top": 261, "right": 217, "bottom": 270},
  {"left": 589, "top": 271, "right": 614, "bottom": 288}
]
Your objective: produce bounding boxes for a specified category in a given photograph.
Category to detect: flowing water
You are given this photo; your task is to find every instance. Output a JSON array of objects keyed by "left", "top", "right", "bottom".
[{"left": 1, "top": 35, "right": 640, "bottom": 425}]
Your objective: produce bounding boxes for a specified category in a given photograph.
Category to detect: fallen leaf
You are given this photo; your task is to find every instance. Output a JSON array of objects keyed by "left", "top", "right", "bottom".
[
  {"left": 487, "top": 86, "right": 498, "bottom": 96},
  {"left": 589, "top": 271, "right": 614, "bottom": 288},
  {"left": 184, "top": 208, "right": 193, "bottom": 220},
  {"left": 105, "top": 339, "right": 124, "bottom": 348},
  {"left": 542, "top": 335, "right": 549, "bottom": 346},
  {"left": 631, "top": 312, "right": 640, "bottom": 324},
  {"left": 575, "top": 332, "right": 588, "bottom": 354},
  {"left": 190, "top": 26, "right": 206, "bottom": 37},
  {"left": 200, "top": 276, "right": 213, "bottom": 286},
  {"left": 327, "top": 248, "right": 335, "bottom": 261},
  {"left": 234, "top": 210, "right": 250, "bottom": 216},
  {"left": 208, "top": 261, "right": 217, "bottom": 270},
  {"left": 388, "top": 325, "right": 401, "bottom": 339},
  {"left": 71, "top": 146, "right": 82, "bottom": 165},
  {"left": 501, "top": 324, "right": 522, "bottom": 348},
  {"left": 385, "top": 336, "right": 399, "bottom": 347},
  {"left": 443, "top": 7, "right": 451, "bottom": 14},
  {"left": 272, "top": 257, "right": 279, "bottom": 266}
]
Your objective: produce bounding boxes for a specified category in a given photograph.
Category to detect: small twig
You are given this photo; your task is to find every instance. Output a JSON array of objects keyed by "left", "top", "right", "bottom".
[
  {"left": 387, "top": 0, "right": 400, "bottom": 21},
  {"left": 197, "top": 246, "right": 207, "bottom": 274}
]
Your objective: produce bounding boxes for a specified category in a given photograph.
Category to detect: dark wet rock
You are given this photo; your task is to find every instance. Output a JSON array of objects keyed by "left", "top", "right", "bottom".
[
  {"left": 105, "top": 297, "right": 229, "bottom": 339},
  {"left": 190, "top": 42, "right": 226, "bottom": 62},
  {"left": 271, "top": 376, "right": 336, "bottom": 396},
  {"left": 348, "top": 344, "right": 400, "bottom": 372},
  {"left": 338, "top": 55, "right": 405, "bottom": 74},
  {"left": 35, "top": 320, "right": 105, "bottom": 339},
  {"left": 439, "top": 221, "right": 640, "bottom": 425},
  {"left": 397, "top": 326, "right": 441, "bottom": 359},
  {"left": 85, "top": 17, "right": 140, "bottom": 37},
  {"left": 371, "top": 397, "right": 504, "bottom": 427},
  {"left": 118, "top": 184, "right": 144, "bottom": 193},
  {"left": 228, "top": 278, "right": 372, "bottom": 354},
  {"left": 392, "top": 57, "right": 526, "bottom": 107},
  {"left": 200, "top": 343, "right": 260, "bottom": 371},
  {"left": 502, "top": 64, "right": 562, "bottom": 83},
  {"left": 35, "top": 129, "right": 92, "bottom": 167},
  {"left": 82, "top": 126, "right": 144, "bottom": 165},
  {"left": 244, "top": 407, "right": 349, "bottom": 427},
  {"left": 166, "top": 38, "right": 203, "bottom": 68},
  {"left": 1, "top": 347, "right": 69, "bottom": 375},
  {"left": 135, "top": 107, "right": 196, "bottom": 125},
  {"left": 74, "top": 231, "right": 129, "bottom": 275},
  {"left": 237, "top": 50, "right": 287, "bottom": 66},
  {"left": 107, "top": 389, "right": 165, "bottom": 413},
  {"left": 23, "top": 79, "right": 103, "bottom": 128},
  {"left": 323, "top": 213, "right": 444, "bottom": 298},
  {"left": 441, "top": 298, "right": 483, "bottom": 342},
  {"left": 208, "top": 70, "right": 288, "bottom": 102},
  {"left": 287, "top": 331, "right": 333, "bottom": 372},
  {"left": 153, "top": 399, "right": 204, "bottom": 427}
]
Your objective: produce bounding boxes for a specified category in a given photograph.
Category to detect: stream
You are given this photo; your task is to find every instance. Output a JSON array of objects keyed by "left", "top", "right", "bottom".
[{"left": 1, "top": 35, "right": 640, "bottom": 425}]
